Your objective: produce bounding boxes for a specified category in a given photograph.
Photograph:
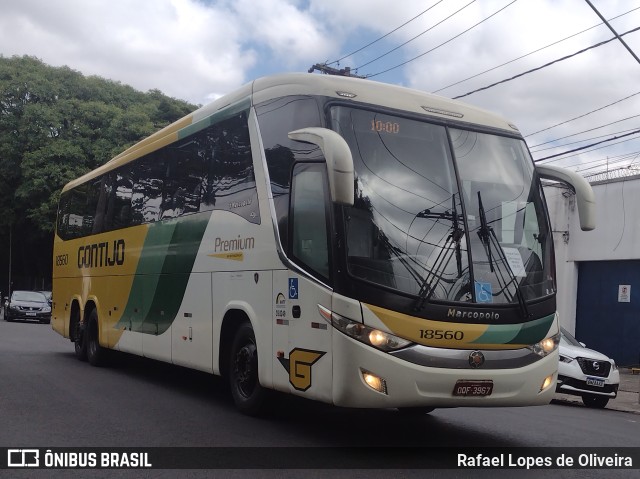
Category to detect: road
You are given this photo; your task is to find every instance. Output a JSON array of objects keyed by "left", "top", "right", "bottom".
[{"left": 0, "top": 315, "right": 638, "bottom": 478}]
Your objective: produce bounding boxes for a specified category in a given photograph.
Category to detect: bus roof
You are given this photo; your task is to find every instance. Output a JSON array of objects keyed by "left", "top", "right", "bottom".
[{"left": 62, "top": 73, "right": 520, "bottom": 193}]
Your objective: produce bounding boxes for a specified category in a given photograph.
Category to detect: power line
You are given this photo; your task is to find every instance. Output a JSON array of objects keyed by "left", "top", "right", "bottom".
[
  {"left": 366, "top": 0, "right": 519, "bottom": 79},
  {"left": 535, "top": 130, "right": 640, "bottom": 162},
  {"left": 524, "top": 89, "right": 640, "bottom": 137},
  {"left": 584, "top": 0, "right": 640, "bottom": 65},
  {"left": 327, "top": 0, "right": 446, "bottom": 67},
  {"left": 453, "top": 26, "right": 640, "bottom": 99},
  {"left": 531, "top": 126, "right": 640, "bottom": 153},
  {"left": 432, "top": 6, "right": 640, "bottom": 94},
  {"left": 529, "top": 113, "right": 640, "bottom": 149},
  {"left": 354, "top": 0, "right": 477, "bottom": 71}
]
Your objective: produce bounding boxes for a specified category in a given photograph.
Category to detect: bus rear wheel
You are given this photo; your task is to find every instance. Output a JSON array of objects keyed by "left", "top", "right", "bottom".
[
  {"left": 73, "top": 316, "right": 87, "bottom": 361},
  {"left": 228, "top": 322, "right": 266, "bottom": 416},
  {"left": 86, "top": 309, "right": 107, "bottom": 367}
]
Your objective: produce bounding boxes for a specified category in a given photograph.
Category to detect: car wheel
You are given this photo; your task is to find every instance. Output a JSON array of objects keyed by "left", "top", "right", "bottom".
[
  {"left": 228, "top": 322, "right": 267, "bottom": 416},
  {"left": 582, "top": 394, "right": 609, "bottom": 409},
  {"left": 86, "top": 309, "right": 107, "bottom": 367}
]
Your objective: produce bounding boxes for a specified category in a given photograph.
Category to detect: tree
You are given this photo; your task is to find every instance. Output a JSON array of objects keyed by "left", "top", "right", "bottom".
[{"left": 0, "top": 55, "right": 198, "bottom": 291}]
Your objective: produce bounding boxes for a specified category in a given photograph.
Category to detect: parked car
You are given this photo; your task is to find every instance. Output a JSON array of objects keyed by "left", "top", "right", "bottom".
[
  {"left": 3, "top": 290, "right": 51, "bottom": 324},
  {"left": 556, "top": 327, "right": 619, "bottom": 408},
  {"left": 38, "top": 290, "right": 52, "bottom": 305}
]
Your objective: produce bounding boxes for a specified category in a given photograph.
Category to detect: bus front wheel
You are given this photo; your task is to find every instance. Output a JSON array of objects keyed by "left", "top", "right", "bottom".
[{"left": 228, "top": 322, "right": 266, "bottom": 416}]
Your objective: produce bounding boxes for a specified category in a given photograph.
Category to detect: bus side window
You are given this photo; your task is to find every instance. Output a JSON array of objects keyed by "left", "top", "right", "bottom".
[
  {"left": 290, "top": 162, "right": 331, "bottom": 282},
  {"left": 132, "top": 155, "right": 165, "bottom": 224}
]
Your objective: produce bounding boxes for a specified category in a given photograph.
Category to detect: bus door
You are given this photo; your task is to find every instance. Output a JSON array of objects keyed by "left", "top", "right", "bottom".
[{"left": 272, "top": 162, "right": 334, "bottom": 401}]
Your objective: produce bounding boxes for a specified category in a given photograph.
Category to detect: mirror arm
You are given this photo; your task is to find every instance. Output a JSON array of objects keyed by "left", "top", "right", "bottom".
[{"left": 537, "top": 164, "right": 595, "bottom": 231}]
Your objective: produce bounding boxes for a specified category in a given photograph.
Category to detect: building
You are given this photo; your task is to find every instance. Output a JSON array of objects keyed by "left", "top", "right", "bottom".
[{"left": 546, "top": 170, "right": 640, "bottom": 367}]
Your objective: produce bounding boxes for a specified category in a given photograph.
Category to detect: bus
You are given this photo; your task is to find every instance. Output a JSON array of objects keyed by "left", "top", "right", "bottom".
[{"left": 52, "top": 73, "right": 595, "bottom": 415}]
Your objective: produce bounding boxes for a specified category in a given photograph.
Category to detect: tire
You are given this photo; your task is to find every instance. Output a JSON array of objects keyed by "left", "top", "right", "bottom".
[
  {"left": 581, "top": 394, "right": 609, "bottom": 409},
  {"left": 86, "top": 309, "right": 107, "bottom": 367},
  {"left": 397, "top": 407, "right": 436, "bottom": 416},
  {"left": 228, "top": 322, "right": 267, "bottom": 416},
  {"left": 73, "top": 315, "right": 87, "bottom": 361}
]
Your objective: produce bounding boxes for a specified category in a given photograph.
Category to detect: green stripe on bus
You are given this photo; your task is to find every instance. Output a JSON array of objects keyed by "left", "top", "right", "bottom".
[
  {"left": 472, "top": 313, "right": 555, "bottom": 345},
  {"left": 116, "top": 213, "right": 211, "bottom": 335}
]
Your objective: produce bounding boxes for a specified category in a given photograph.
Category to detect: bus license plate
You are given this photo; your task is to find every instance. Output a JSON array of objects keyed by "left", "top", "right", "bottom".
[
  {"left": 453, "top": 380, "right": 493, "bottom": 397},
  {"left": 586, "top": 377, "right": 605, "bottom": 387}
]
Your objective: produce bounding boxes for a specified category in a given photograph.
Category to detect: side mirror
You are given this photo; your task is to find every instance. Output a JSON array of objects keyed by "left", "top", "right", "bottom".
[
  {"left": 536, "top": 164, "right": 595, "bottom": 231},
  {"left": 288, "top": 127, "right": 355, "bottom": 206}
]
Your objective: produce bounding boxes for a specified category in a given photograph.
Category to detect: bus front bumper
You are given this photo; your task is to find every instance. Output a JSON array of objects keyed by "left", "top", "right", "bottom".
[{"left": 331, "top": 331, "right": 558, "bottom": 409}]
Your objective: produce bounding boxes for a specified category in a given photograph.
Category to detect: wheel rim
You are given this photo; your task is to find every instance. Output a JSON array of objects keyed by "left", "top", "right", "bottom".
[{"left": 234, "top": 342, "right": 258, "bottom": 398}]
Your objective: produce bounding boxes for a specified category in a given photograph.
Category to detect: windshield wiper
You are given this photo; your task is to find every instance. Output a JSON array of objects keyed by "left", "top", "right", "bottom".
[
  {"left": 414, "top": 195, "right": 465, "bottom": 311},
  {"left": 476, "top": 192, "right": 530, "bottom": 319}
]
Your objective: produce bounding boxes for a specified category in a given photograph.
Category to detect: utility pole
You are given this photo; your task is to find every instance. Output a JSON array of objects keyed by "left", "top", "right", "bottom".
[{"left": 308, "top": 63, "right": 366, "bottom": 79}]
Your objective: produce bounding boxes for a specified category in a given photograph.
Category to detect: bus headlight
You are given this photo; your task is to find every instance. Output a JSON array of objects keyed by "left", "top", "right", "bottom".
[
  {"left": 318, "top": 305, "right": 412, "bottom": 352},
  {"left": 526, "top": 332, "right": 560, "bottom": 358}
]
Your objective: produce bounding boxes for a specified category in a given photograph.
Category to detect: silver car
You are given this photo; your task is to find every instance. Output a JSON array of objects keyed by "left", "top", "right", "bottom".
[{"left": 556, "top": 327, "right": 619, "bottom": 408}]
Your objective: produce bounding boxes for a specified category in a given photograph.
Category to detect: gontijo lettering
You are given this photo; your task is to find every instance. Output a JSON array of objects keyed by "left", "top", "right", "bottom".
[{"left": 77, "top": 239, "right": 125, "bottom": 268}]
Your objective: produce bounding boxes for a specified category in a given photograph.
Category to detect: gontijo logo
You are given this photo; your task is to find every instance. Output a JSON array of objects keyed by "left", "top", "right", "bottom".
[{"left": 77, "top": 239, "right": 125, "bottom": 268}]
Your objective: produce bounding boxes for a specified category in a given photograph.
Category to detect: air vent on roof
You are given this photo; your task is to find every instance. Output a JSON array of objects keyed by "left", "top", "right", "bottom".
[{"left": 422, "top": 106, "right": 463, "bottom": 118}]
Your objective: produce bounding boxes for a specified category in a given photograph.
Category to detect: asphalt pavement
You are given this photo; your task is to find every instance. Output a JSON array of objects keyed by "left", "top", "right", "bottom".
[{"left": 553, "top": 368, "right": 640, "bottom": 414}]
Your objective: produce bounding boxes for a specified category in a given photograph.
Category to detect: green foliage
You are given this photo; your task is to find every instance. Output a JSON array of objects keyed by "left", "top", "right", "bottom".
[{"left": 0, "top": 55, "right": 198, "bottom": 289}]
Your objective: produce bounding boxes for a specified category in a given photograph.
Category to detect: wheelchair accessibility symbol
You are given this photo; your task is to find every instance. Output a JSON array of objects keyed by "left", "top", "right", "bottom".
[
  {"left": 289, "top": 278, "right": 299, "bottom": 299},
  {"left": 475, "top": 281, "right": 493, "bottom": 303}
]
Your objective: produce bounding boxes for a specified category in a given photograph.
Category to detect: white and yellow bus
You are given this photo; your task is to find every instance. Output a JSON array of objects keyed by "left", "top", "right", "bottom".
[{"left": 52, "top": 73, "right": 594, "bottom": 415}]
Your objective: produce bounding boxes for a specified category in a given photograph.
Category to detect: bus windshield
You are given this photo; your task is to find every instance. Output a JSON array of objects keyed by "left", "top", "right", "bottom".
[{"left": 331, "top": 106, "right": 554, "bottom": 305}]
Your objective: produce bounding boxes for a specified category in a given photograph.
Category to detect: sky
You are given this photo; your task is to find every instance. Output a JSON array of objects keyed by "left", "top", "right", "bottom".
[{"left": 1, "top": 0, "right": 639, "bottom": 177}]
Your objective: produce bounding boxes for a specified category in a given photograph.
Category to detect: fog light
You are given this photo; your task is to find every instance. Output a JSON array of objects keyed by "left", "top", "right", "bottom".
[
  {"left": 540, "top": 374, "right": 554, "bottom": 392},
  {"left": 361, "top": 369, "right": 388, "bottom": 394}
]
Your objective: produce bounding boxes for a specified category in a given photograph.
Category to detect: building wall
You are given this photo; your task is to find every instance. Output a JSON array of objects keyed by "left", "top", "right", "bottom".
[{"left": 545, "top": 175, "right": 640, "bottom": 366}]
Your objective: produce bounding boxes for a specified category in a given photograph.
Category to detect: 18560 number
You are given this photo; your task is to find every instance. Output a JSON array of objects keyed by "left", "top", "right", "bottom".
[{"left": 419, "top": 329, "right": 464, "bottom": 340}]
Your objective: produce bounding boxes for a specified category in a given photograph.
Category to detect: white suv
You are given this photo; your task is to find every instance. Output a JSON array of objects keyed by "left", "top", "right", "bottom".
[{"left": 556, "top": 327, "right": 619, "bottom": 409}]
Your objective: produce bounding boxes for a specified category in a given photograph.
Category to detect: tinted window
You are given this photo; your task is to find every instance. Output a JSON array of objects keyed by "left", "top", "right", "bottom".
[
  {"left": 291, "top": 163, "right": 330, "bottom": 281},
  {"left": 255, "top": 96, "right": 323, "bottom": 248},
  {"left": 199, "top": 112, "right": 259, "bottom": 223},
  {"left": 56, "top": 108, "right": 258, "bottom": 239}
]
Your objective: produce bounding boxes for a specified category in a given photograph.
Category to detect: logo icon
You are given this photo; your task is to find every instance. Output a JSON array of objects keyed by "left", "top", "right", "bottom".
[
  {"left": 8, "top": 449, "right": 39, "bottom": 467},
  {"left": 288, "top": 278, "right": 299, "bottom": 299},
  {"left": 468, "top": 350, "right": 485, "bottom": 368},
  {"left": 592, "top": 361, "right": 600, "bottom": 371},
  {"left": 475, "top": 281, "right": 493, "bottom": 303},
  {"left": 278, "top": 348, "right": 325, "bottom": 391}
]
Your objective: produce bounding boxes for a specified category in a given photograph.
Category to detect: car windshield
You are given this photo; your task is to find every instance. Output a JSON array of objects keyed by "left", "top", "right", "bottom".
[
  {"left": 331, "top": 106, "right": 554, "bottom": 305},
  {"left": 560, "top": 327, "right": 584, "bottom": 348},
  {"left": 12, "top": 291, "right": 47, "bottom": 302}
]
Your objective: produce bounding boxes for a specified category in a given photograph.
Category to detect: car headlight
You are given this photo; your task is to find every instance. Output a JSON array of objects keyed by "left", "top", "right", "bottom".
[
  {"left": 318, "top": 305, "right": 412, "bottom": 352},
  {"left": 42, "top": 306, "right": 51, "bottom": 313},
  {"left": 611, "top": 360, "right": 618, "bottom": 371},
  {"left": 559, "top": 355, "right": 573, "bottom": 363},
  {"left": 526, "top": 332, "right": 560, "bottom": 358}
]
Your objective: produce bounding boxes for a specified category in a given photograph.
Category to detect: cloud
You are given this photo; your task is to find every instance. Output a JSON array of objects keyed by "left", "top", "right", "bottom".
[{"left": 0, "top": 0, "right": 255, "bottom": 105}]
